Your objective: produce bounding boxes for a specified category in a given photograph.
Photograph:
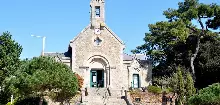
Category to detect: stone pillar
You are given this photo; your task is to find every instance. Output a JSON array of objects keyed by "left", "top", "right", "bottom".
[
  {"left": 105, "top": 68, "right": 108, "bottom": 88},
  {"left": 85, "top": 68, "right": 90, "bottom": 88},
  {"left": 81, "top": 88, "right": 85, "bottom": 103},
  {"left": 80, "top": 66, "right": 89, "bottom": 88},
  {"left": 106, "top": 67, "right": 110, "bottom": 88}
]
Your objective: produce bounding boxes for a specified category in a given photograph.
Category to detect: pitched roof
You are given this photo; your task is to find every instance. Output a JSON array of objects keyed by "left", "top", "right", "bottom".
[
  {"left": 123, "top": 53, "right": 133, "bottom": 61},
  {"left": 105, "top": 25, "right": 124, "bottom": 45},
  {"left": 44, "top": 52, "right": 71, "bottom": 61},
  {"left": 123, "top": 53, "right": 148, "bottom": 61},
  {"left": 70, "top": 24, "right": 124, "bottom": 45}
]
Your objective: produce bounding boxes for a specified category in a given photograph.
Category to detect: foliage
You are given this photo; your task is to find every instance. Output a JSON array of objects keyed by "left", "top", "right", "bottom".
[
  {"left": 6, "top": 98, "right": 18, "bottom": 105},
  {"left": 147, "top": 85, "right": 162, "bottom": 94},
  {"left": 6, "top": 102, "right": 12, "bottom": 105},
  {"left": 0, "top": 31, "right": 22, "bottom": 105},
  {"left": 15, "top": 97, "right": 48, "bottom": 105},
  {"left": 162, "top": 87, "right": 173, "bottom": 94},
  {"left": 185, "top": 72, "right": 196, "bottom": 99},
  {"left": 132, "top": 0, "right": 220, "bottom": 89},
  {"left": 168, "top": 67, "right": 196, "bottom": 104},
  {"left": 153, "top": 76, "right": 172, "bottom": 89},
  {"left": 75, "top": 73, "right": 84, "bottom": 89},
  {"left": 0, "top": 31, "right": 22, "bottom": 84},
  {"left": 206, "top": 5, "right": 220, "bottom": 30},
  {"left": 188, "top": 83, "right": 220, "bottom": 105},
  {"left": 4, "top": 57, "right": 79, "bottom": 103},
  {"left": 195, "top": 38, "right": 220, "bottom": 88},
  {"left": 176, "top": 67, "right": 185, "bottom": 103}
]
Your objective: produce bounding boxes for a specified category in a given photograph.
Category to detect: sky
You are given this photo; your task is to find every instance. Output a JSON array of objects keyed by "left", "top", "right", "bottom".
[{"left": 0, "top": 0, "right": 219, "bottom": 59}]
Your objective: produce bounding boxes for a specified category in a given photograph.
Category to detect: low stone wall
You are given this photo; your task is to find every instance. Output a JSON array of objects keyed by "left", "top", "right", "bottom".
[
  {"left": 129, "top": 90, "right": 176, "bottom": 105},
  {"left": 44, "top": 93, "right": 82, "bottom": 105}
]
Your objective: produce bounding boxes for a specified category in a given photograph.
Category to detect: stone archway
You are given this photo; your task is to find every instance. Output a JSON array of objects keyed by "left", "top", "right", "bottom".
[{"left": 84, "top": 55, "right": 110, "bottom": 88}]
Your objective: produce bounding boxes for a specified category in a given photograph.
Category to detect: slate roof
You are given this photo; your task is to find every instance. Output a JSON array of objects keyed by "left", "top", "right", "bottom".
[
  {"left": 123, "top": 53, "right": 133, "bottom": 61},
  {"left": 44, "top": 52, "right": 149, "bottom": 64},
  {"left": 44, "top": 52, "right": 71, "bottom": 60},
  {"left": 44, "top": 52, "right": 65, "bottom": 57},
  {"left": 123, "top": 53, "right": 148, "bottom": 61}
]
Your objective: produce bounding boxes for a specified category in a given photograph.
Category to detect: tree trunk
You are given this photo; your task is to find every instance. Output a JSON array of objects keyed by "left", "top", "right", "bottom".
[
  {"left": 190, "top": 36, "right": 200, "bottom": 80},
  {"left": 190, "top": 17, "right": 205, "bottom": 81}
]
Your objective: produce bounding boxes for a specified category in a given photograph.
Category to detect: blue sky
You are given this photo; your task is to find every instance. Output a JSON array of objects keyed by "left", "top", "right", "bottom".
[{"left": 0, "top": 0, "right": 219, "bottom": 59}]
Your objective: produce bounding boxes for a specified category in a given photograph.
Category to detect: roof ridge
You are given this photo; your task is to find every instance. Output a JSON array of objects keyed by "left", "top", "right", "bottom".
[{"left": 44, "top": 52, "right": 64, "bottom": 54}]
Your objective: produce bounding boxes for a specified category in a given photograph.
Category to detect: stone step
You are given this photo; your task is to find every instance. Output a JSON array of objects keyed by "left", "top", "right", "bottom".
[
  {"left": 86, "top": 102, "right": 104, "bottom": 105},
  {"left": 82, "top": 88, "right": 127, "bottom": 105},
  {"left": 87, "top": 88, "right": 109, "bottom": 97},
  {"left": 84, "top": 97, "right": 103, "bottom": 101},
  {"left": 106, "top": 102, "right": 127, "bottom": 105},
  {"left": 83, "top": 97, "right": 126, "bottom": 104}
]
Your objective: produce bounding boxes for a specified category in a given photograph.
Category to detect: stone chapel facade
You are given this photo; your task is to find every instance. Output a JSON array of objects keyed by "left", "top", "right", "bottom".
[{"left": 45, "top": 0, "right": 152, "bottom": 95}]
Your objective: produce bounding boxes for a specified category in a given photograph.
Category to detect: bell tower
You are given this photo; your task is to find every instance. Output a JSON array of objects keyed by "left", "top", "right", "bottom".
[{"left": 90, "top": 0, "right": 105, "bottom": 29}]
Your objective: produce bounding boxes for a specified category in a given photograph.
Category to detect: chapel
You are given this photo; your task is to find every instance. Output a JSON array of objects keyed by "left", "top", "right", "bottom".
[{"left": 45, "top": 0, "right": 152, "bottom": 104}]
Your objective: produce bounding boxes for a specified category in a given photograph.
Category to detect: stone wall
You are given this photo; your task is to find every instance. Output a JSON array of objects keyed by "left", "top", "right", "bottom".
[
  {"left": 126, "top": 60, "right": 152, "bottom": 88},
  {"left": 70, "top": 25, "right": 124, "bottom": 89}
]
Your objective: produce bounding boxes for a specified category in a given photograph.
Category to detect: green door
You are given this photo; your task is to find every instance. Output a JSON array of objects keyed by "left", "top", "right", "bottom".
[
  {"left": 90, "top": 70, "right": 104, "bottom": 88},
  {"left": 90, "top": 70, "right": 97, "bottom": 87},
  {"left": 133, "top": 74, "right": 140, "bottom": 88}
]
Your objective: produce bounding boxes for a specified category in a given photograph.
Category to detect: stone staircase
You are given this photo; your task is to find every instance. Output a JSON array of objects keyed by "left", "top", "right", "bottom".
[{"left": 82, "top": 88, "right": 127, "bottom": 105}]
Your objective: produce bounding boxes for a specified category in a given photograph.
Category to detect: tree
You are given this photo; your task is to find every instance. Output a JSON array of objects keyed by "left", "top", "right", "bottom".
[
  {"left": 168, "top": 67, "right": 196, "bottom": 105},
  {"left": 185, "top": 72, "right": 196, "bottom": 102},
  {"left": 0, "top": 31, "right": 22, "bottom": 105},
  {"left": 188, "top": 83, "right": 220, "bottom": 105},
  {"left": 194, "top": 36, "right": 220, "bottom": 88},
  {"left": 206, "top": 6, "right": 220, "bottom": 30},
  {"left": 163, "top": 0, "right": 220, "bottom": 79},
  {"left": 132, "top": 0, "right": 220, "bottom": 84},
  {"left": 176, "top": 67, "right": 185, "bottom": 105},
  {"left": 4, "top": 57, "right": 79, "bottom": 105}
]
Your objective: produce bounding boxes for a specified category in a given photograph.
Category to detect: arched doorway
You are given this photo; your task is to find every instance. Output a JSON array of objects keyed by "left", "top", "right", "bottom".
[{"left": 86, "top": 56, "right": 110, "bottom": 88}]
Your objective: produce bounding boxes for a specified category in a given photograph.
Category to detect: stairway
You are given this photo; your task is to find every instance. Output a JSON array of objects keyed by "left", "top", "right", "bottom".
[{"left": 82, "top": 88, "right": 127, "bottom": 105}]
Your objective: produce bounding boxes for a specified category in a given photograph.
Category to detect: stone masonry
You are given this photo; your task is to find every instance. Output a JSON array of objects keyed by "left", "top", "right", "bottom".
[{"left": 44, "top": 0, "right": 152, "bottom": 104}]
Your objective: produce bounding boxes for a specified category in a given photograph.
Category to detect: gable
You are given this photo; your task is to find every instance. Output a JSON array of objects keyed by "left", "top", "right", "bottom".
[{"left": 70, "top": 24, "right": 124, "bottom": 45}]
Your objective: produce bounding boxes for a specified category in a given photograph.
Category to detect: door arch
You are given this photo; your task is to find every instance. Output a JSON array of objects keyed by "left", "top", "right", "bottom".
[{"left": 85, "top": 55, "right": 110, "bottom": 88}]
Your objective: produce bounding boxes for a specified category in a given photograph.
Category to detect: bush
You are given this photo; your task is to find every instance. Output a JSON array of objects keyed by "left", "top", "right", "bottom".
[
  {"left": 147, "top": 85, "right": 162, "bottom": 94},
  {"left": 162, "top": 87, "right": 173, "bottom": 93},
  {"left": 6, "top": 102, "right": 12, "bottom": 105},
  {"left": 15, "top": 97, "right": 48, "bottom": 105},
  {"left": 5, "top": 57, "right": 79, "bottom": 102},
  {"left": 167, "top": 87, "right": 173, "bottom": 93},
  {"left": 188, "top": 83, "right": 220, "bottom": 105},
  {"left": 75, "top": 73, "right": 84, "bottom": 89}
]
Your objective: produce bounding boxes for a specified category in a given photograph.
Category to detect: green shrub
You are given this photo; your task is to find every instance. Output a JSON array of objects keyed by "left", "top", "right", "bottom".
[
  {"left": 162, "top": 87, "right": 173, "bottom": 93},
  {"left": 6, "top": 102, "right": 12, "bottom": 105},
  {"left": 5, "top": 98, "right": 17, "bottom": 105},
  {"left": 147, "top": 85, "right": 162, "bottom": 94},
  {"left": 167, "top": 87, "right": 173, "bottom": 93},
  {"left": 15, "top": 97, "right": 48, "bottom": 105},
  {"left": 188, "top": 83, "right": 220, "bottom": 105}
]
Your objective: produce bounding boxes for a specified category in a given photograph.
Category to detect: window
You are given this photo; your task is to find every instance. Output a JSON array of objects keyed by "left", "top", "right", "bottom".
[
  {"left": 94, "top": 37, "right": 102, "bottom": 46},
  {"left": 95, "top": 6, "right": 100, "bottom": 17}
]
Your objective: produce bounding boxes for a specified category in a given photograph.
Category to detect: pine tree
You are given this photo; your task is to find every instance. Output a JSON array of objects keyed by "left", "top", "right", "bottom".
[
  {"left": 176, "top": 66, "right": 185, "bottom": 105},
  {"left": 185, "top": 72, "right": 196, "bottom": 101}
]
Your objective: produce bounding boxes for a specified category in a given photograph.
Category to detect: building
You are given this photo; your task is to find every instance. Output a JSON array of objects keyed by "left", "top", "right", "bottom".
[{"left": 45, "top": 0, "right": 152, "bottom": 104}]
